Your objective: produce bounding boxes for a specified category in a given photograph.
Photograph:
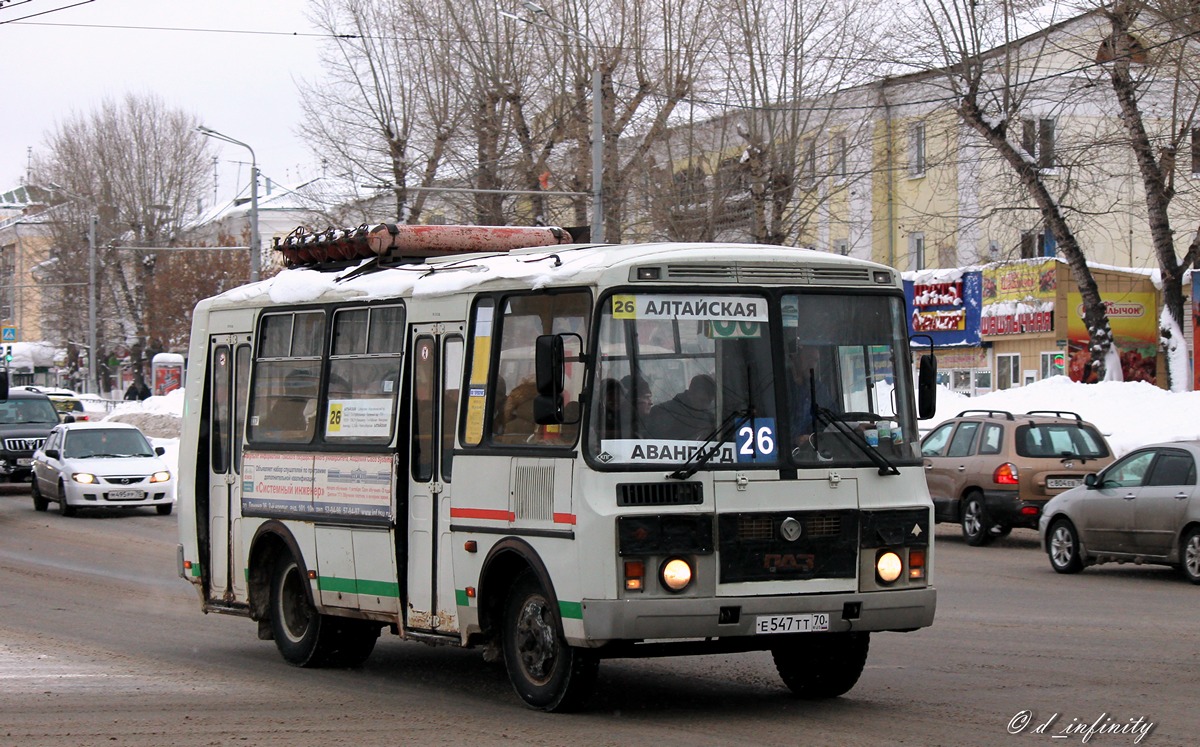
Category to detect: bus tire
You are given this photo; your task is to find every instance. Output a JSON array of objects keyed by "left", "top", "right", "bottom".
[
  {"left": 501, "top": 571, "right": 598, "bottom": 712},
  {"left": 772, "top": 631, "right": 870, "bottom": 699},
  {"left": 269, "top": 554, "right": 379, "bottom": 668}
]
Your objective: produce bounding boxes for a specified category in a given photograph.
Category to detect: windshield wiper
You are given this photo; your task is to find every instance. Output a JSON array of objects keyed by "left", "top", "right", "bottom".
[
  {"left": 812, "top": 406, "right": 900, "bottom": 476},
  {"left": 668, "top": 408, "right": 752, "bottom": 481}
]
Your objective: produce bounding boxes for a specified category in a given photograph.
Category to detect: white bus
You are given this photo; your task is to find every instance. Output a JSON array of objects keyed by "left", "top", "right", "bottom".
[{"left": 177, "top": 224, "right": 938, "bottom": 711}]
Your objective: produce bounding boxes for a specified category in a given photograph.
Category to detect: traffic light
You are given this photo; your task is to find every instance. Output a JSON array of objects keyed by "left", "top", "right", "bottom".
[{"left": 3, "top": 346, "right": 11, "bottom": 363}]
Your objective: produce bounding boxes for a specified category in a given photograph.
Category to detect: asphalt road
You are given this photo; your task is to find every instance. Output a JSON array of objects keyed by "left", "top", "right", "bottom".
[{"left": 0, "top": 484, "right": 1195, "bottom": 747}]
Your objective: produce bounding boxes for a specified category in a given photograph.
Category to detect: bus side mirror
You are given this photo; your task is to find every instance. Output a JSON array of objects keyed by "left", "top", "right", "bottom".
[
  {"left": 0, "top": 371, "right": 7, "bottom": 401},
  {"left": 917, "top": 354, "right": 937, "bottom": 420},
  {"left": 534, "top": 334, "right": 565, "bottom": 425}
]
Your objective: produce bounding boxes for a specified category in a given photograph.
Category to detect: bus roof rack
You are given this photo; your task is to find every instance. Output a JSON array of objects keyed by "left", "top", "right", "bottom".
[
  {"left": 1025, "top": 410, "right": 1084, "bottom": 423},
  {"left": 955, "top": 409, "right": 1015, "bottom": 420},
  {"left": 273, "top": 223, "right": 574, "bottom": 269}
]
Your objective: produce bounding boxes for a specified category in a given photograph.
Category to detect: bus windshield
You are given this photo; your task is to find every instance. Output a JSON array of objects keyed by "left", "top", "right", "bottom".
[{"left": 588, "top": 291, "right": 920, "bottom": 470}]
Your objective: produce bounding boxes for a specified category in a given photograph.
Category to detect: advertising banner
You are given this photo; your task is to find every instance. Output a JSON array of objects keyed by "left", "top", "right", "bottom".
[
  {"left": 904, "top": 271, "right": 982, "bottom": 347},
  {"left": 1066, "top": 292, "right": 1158, "bottom": 383},
  {"left": 980, "top": 260, "right": 1057, "bottom": 337}
]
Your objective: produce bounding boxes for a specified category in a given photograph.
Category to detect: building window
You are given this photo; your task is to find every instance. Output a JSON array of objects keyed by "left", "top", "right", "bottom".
[
  {"left": 909, "top": 122, "right": 926, "bottom": 177},
  {"left": 1022, "top": 118, "right": 1055, "bottom": 169},
  {"left": 833, "top": 135, "right": 848, "bottom": 181},
  {"left": 996, "top": 353, "right": 1020, "bottom": 391},
  {"left": 801, "top": 140, "right": 817, "bottom": 189},
  {"left": 1021, "top": 228, "right": 1056, "bottom": 258},
  {"left": 988, "top": 240, "right": 1001, "bottom": 261},
  {"left": 909, "top": 232, "right": 926, "bottom": 271},
  {"left": 833, "top": 238, "right": 849, "bottom": 256},
  {"left": 1040, "top": 350, "right": 1066, "bottom": 378}
]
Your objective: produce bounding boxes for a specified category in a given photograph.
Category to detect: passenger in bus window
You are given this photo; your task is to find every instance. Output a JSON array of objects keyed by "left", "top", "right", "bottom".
[
  {"left": 499, "top": 378, "right": 539, "bottom": 443},
  {"left": 620, "top": 374, "right": 653, "bottom": 437},
  {"left": 648, "top": 374, "right": 716, "bottom": 440}
]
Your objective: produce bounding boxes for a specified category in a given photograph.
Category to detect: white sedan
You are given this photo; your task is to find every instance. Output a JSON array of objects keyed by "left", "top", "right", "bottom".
[
  {"left": 31, "top": 422, "right": 175, "bottom": 517},
  {"left": 1039, "top": 439, "right": 1200, "bottom": 583}
]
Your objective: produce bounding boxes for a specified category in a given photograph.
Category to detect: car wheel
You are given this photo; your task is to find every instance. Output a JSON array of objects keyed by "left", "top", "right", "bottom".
[
  {"left": 1048, "top": 519, "right": 1084, "bottom": 574},
  {"left": 1181, "top": 526, "right": 1200, "bottom": 585},
  {"left": 502, "top": 571, "right": 598, "bottom": 712},
  {"left": 156, "top": 503, "right": 173, "bottom": 516},
  {"left": 960, "top": 492, "right": 993, "bottom": 546},
  {"left": 772, "top": 631, "right": 870, "bottom": 699},
  {"left": 57, "top": 480, "right": 76, "bottom": 517},
  {"left": 31, "top": 479, "right": 49, "bottom": 512}
]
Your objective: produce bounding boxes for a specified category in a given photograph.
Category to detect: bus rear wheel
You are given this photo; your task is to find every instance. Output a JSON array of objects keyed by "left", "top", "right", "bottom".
[
  {"left": 772, "top": 631, "right": 870, "bottom": 699},
  {"left": 501, "top": 572, "right": 598, "bottom": 712},
  {"left": 269, "top": 554, "right": 378, "bottom": 668}
]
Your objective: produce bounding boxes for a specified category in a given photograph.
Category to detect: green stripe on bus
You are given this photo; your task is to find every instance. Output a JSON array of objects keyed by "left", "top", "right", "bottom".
[
  {"left": 456, "top": 589, "right": 470, "bottom": 607},
  {"left": 317, "top": 576, "right": 400, "bottom": 598},
  {"left": 559, "top": 601, "right": 583, "bottom": 619}
]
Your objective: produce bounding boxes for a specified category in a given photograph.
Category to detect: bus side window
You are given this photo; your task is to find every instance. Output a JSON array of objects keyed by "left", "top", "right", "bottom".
[{"left": 491, "top": 290, "right": 590, "bottom": 447}]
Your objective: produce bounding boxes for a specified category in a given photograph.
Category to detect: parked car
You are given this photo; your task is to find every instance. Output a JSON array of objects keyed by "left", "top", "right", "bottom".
[
  {"left": 921, "top": 410, "right": 1114, "bottom": 545},
  {"left": 31, "top": 422, "right": 175, "bottom": 517},
  {"left": 1040, "top": 440, "right": 1200, "bottom": 583},
  {"left": 20, "top": 386, "right": 90, "bottom": 422},
  {"left": 0, "top": 388, "right": 60, "bottom": 482}
]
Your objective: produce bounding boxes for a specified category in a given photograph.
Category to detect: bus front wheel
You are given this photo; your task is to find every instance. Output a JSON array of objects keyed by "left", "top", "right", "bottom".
[
  {"left": 269, "top": 554, "right": 378, "bottom": 668},
  {"left": 772, "top": 631, "right": 870, "bottom": 699},
  {"left": 501, "top": 572, "right": 598, "bottom": 712}
]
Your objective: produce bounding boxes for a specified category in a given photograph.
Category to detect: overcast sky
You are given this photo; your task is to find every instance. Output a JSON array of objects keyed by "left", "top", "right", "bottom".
[{"left": 1, "top": 0, "right": 326, "bottom": 208}]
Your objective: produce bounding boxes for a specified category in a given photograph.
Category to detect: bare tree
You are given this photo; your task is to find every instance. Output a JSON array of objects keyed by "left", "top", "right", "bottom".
[
  {"left": 301, "top": 0, "right": 463, "bottom": 224},
  {"left": 1091, "top": 0, "right": 1200, "bottom": 390},
  {"left": 31, "top": 93, "right": 211, "bottom": 392},
  {"left": 908, "top": 0, "right": 1121, "bottom": 380}
]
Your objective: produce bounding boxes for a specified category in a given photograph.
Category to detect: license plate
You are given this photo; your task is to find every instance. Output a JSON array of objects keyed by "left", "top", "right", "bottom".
[
  {"left": 755, "top": 613, "right": 830, "bottom": 634},
  {"left": 108, "top": 489, "right": 143, "bottom": 501},
  {"left": 1047, "top": 478, "right": 1082, "bottom": 489},
  {"left": 16, "top": 458, "right": 31, "bottom": 466}
]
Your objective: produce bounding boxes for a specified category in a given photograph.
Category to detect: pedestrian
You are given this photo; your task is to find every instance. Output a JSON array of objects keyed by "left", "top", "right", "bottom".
[{"left": 125, "top": 375, "right": 151, "bottom": 401}]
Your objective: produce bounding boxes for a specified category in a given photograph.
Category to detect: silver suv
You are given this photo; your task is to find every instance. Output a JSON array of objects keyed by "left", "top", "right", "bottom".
[{"left": 921, "top": 410, "right": 1114, "bottom": 545}]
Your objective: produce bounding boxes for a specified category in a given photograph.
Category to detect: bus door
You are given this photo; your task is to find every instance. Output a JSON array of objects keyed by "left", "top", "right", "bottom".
[
  {"left": 207, "top": 335, "right": 252, "bottom": 602},
  {"left": 406, "top": 325, "right": 465, "bottom": 633}
]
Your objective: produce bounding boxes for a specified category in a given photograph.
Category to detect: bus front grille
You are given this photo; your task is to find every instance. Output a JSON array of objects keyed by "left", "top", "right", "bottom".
[
  {"left": 617, "top": 482, "right": 703, "bottom": 507},
  {"left": 718, "top": 510, "right": 858, "bottom": 583}
]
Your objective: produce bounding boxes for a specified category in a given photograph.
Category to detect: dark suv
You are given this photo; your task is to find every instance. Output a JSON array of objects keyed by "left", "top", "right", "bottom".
[
  {"left": 0, "top": 388, "right": 61, "bottom": 482},
  {"left": 921, "top": 410, "right": 1114, "bottom": 545}
]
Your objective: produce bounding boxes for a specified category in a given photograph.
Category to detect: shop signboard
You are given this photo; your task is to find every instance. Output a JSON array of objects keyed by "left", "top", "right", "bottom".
[
  {"left": 980, "top": 259, "right": 1057, "bottom": 337},
  {"left": 904, "top": 270, "right": 982, "bottom": 347},
  {"left": 1067, "top": 292, "right": 1158, "bottom": 384}
]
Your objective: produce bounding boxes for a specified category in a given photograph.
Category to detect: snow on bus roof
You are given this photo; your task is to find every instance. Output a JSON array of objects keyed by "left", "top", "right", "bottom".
[{"left": 209, "top": 241, "right": 879, "bottom": 308}]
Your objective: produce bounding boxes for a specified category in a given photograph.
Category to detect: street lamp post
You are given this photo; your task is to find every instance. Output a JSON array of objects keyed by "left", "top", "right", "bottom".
[
  {"left": 197, "top": 126, "right": 261, "bottom": 282},
  {"left": 503, "top": 3, "right": 605, "bottom": 243},
  {"left": 87, "top": 215, "right": 97, "bottom": 395}
]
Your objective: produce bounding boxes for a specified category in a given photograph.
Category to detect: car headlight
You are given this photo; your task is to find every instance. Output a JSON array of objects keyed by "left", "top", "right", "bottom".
[
  {"left": 150, "top": 470, "right": 171, "bottom": 483},
  {"left": 875, "top": 550, "right": 903, "bottom": 584},
  {"left": 72, "top": 473, "right": 97, "bottom": 484},
  {"left": 660, "top": 557, "right": 693, "bottom": 592}
]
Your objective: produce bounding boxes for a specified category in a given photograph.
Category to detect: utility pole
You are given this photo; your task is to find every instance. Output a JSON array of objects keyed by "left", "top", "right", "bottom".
[{"left": 88, "top": 215, "right": 97, "bottom": 395}]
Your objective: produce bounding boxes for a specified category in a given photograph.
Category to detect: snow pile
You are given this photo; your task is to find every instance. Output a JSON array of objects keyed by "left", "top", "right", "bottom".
[
  {"left": 102, "top": 389, "right": 185, "bottom": 439},
  {"left": 928, "top": 376, "right": 1200, "bottom": 457}
]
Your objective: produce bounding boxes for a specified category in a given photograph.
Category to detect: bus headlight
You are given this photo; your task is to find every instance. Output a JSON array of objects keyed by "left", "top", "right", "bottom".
[
  {"left": 660, "top": 558, "right": 693, "bottom": 592},
  {"left": 875, "top": 550, "right": 903, "bottom": 584}
]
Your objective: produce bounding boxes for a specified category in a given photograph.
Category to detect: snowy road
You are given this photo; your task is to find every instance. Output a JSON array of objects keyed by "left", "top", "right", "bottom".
[{"left": 0, "top": 485, "right": 1194, "bottom": 746}]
